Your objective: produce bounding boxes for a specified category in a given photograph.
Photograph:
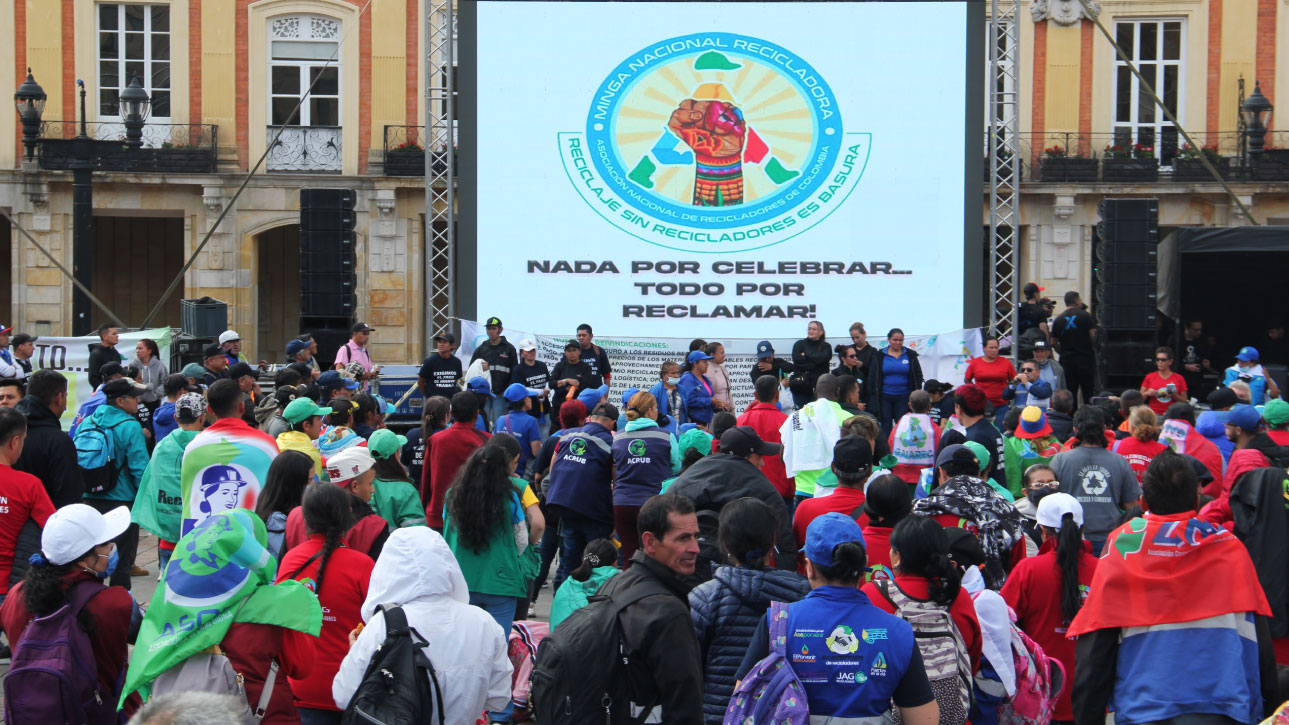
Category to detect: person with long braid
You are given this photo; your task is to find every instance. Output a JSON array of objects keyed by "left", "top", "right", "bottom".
[
  {"left": 276, "top": 483, "right": 374, "bottom": 725},
  {"left": 1001, "top": 492, "right": 1097, "bottom": 723},
  {"left": 444, "top": 435, "right": 541, "bottom": 724}
]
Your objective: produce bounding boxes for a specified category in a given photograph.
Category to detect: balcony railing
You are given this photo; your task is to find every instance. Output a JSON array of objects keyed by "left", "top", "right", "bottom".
[
  {"left": 35, "top": 121, "right": 217, "bottom": 173},
  {"left": 984, "top": 130, "right": 1289, "bottom": 184},
  {"left": 267, "top": 126, "right": 342, "bottom": 173},
  {"left": 381, "top": 125, "right": 454, "bottom": 177}
]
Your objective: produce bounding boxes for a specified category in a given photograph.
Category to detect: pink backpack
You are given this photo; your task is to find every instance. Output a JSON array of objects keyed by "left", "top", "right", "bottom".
[{"left": 997, "top": 623, "right": 1065, "bottom": 725}]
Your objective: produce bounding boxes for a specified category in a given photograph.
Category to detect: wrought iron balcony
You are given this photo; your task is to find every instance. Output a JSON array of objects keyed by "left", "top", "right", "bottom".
[
  {"left": 382, "top": 125, "right": 454, "bottom": 177},
  {"left": 266, "top": 126, "right": 342, "bottom": 173},
  {"left": 984, "top": 130, "right": 1289, "bottom": 185},
  {"left": 35, "top": 121, "right": 217, "bottom": 173}
]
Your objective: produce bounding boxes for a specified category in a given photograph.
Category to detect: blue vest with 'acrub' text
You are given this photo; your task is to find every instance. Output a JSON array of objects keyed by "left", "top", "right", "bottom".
[
  {"left": 545, "top": 422, "right": 614, "bottom": 523},
  {"left": 612, "top": 428, "right": 673, "bottom": 507}
]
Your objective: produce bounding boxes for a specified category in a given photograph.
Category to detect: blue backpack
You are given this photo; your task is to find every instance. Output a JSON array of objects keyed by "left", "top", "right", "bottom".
[
  {"left": 73, "top": 417, "right": 128, "bottom": 496},
  {"left": 723, "top": 601, "right": 810, "bottom": 725}
]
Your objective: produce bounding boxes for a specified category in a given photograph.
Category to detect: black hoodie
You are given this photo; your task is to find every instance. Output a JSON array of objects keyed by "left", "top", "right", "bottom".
[{"left": 14, "top": 395, "right": 84, "bottom": 508}]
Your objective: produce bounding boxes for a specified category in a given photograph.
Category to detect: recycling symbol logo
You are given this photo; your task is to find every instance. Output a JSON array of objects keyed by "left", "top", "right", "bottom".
[
  {"left": 1082, "top": 468, "right": 1109, "bottom": 496},
  {"left": 628, "top": 439, "right": 648, "bottom": 456}
]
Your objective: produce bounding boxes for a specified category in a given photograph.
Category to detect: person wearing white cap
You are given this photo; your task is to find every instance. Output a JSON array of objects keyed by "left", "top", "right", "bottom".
[
  {"left": 283, "top": 446, "right": 390, "bottom": 561},
  {"left": 1, "top": 502, "right": 140, "bottom": 718},
  {"left": 218, "top": 330, "right": 248, "bottom": 368},
  {"left": 511, "top": 337, "right": 552, "bottom": 437},
  {"left": 999, "top": 492, "right": 1097, "bottom": 722}
]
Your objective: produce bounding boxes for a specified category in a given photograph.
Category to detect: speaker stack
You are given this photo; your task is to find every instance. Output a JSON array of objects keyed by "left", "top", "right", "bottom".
[
  {"left": 1094, "top": 198, "right": 1160, "bottom": 393},
  {"left": 299, "top": 188, "right": 357, "bottom": 368}
]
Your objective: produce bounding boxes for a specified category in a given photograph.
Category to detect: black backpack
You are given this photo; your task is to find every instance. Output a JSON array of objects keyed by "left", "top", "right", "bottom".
[
  {"left": 340, "top": 605, "right": 444, "bottom": 725},
  {"left": 529, "top": 580, "right": 668, "bottom": 724}
]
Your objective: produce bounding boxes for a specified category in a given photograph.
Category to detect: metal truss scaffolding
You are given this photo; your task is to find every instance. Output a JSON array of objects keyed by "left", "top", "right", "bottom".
[
  {"left": 988, "top": 0, "right": 1020, "bottom": 348},
  {"left": 425, "top": 0, "right": 455, "bottom": 341}
]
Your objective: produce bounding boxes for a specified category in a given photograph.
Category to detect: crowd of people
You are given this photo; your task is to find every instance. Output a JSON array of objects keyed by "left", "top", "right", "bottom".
[{"left": 0, "top": 305, "right": 1285, "bottom": 724}]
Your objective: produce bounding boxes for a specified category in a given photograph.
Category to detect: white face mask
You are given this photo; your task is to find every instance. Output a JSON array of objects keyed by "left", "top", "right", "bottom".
[{"left": 667, "top": 376, "right": 681, "bottom": 385}]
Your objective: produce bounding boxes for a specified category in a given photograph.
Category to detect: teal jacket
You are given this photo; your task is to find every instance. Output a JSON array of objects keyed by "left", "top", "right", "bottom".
[
  {"left": 83, "top": 403, "right": 150, "bottom": 503},
  {"left": 550, "top": 565, "right": 619, "bottom": 630}
]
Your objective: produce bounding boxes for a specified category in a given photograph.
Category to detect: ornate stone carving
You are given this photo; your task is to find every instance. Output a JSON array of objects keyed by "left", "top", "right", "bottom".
[{"left": 1031, "top": 0, "right": 1100, "bottom": 26}]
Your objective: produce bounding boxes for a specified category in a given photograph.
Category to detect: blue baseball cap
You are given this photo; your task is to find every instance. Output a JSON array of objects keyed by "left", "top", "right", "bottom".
[
  {"left": 804, "top": 512, "right": 867, "bottom": 567},
  {"left": 317, "top": 370, "right": 343, "bottom": 390},
  {"left": 285, "top": 338, "right": 308, "bottom": 358},
  {"left": 577, "top": 384, "right": 609, "bottom": 410},
  {"left": 503, "top": 383, "right": 542, "bottom": 403},
  {"left": 756, "top": 341, "right": 774, "bottom": 359},
  {"left": 468, "top": 376, "right": 495, "bottom": 397},
  {"left": 1237, "top": 346, "right": 1260, "bottom": 362},
  {"left": 621, "top": 387, "right": 641, "bottom": 408},
  {"left": 1226, "top": 404, "right": 1262, "bottom": 432},
  {"left": 687, "top": 350, "right": 714, "bottom": 364}
]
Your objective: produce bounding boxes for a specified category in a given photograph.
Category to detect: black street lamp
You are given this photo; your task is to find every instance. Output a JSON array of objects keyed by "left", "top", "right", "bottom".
[
  {"left": 13, "top": 73, "right": 149, "bottom": 334},
  {"left": 1243, "top": 80, "right": 1273, "bottom": 158},
  {"left": 13, "top": 69, "right": 46, "bottom": 162},
  {"left": 118, "top": 75, "right": 151, "bottom": 150}
]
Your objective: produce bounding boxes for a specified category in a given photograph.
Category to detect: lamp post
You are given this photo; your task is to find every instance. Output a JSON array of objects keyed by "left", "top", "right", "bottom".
[
  {"left": 13, "top": 69, "right": 46, "bottom": 164},
  {"left": 13, "top": 72, "right": 149, "bottom": 334},
  {"left": 1243, "top": 81, "right": 1273, "bottom": 166}
]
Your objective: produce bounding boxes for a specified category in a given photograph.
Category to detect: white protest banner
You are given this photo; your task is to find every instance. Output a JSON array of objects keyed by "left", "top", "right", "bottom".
[
  {"left": 28, "top": 328, "right": 173, "bottom": 430},
  {"left": 457, "top": 320, "right": 982, "bottom": 416}
]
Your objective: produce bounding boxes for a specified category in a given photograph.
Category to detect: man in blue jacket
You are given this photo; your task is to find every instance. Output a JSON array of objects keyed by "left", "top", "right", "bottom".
[
  {"left": 1001, "top": 360, "right": 1054, "bottom": 413},
  {"left": 81, "top": 377, "right": 151, "bottom": 588},
  {"left": 544, "top": 401, "right": 618, "bottom": 591}
]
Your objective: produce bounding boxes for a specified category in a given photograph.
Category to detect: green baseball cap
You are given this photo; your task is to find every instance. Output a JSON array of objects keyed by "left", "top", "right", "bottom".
[
  {"left": 283, "top": 397, "right": 332, "bottom": 424},
  {"left": 368, "top": 428, "right": 408, "bottom": 459},
  {"left": 180, "top": 362, "right": 206, "bottom": 379},
  {"left": 1263, "top": 398, "right": 1289, "bottom": 428},
  {"left": 962, "top": 440, "right": 992, "bottom": 474}
]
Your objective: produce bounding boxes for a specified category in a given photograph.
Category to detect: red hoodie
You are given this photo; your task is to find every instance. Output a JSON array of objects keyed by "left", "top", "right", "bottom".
[
  {"left": 736, "top": 402, "right": 794, "bottom": 498},
  {"left": 276, "top": 534, "right": 374, "bottom": 712},
  {"left": 1199, "top": 448, "right": 1269, "bottom": 530}
]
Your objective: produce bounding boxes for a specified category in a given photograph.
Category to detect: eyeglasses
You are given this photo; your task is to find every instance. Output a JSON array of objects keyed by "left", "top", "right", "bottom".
[
  {"left": 1022, "top": 367, "right": 1036, "bottom": 373},
  {"left": 1155, "top": 358, "right": 1171, "bottom": 362}
]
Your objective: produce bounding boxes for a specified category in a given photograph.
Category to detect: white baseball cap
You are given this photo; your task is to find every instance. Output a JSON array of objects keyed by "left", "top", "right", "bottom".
[
  {"left": 1036, "top": 492, "right": 1084, "bottom": 529},
  {"left": 42, "top": 503, "right": 130, "bottom": 565},
  {"left": 326, "top": 446, "right": 375, "bottom": 484},
  {"left": 518, "top": 338, "right": 537, "bottom": 352},
  {"left": 218, "top": 330, "right": 240, "bottom": 344}
]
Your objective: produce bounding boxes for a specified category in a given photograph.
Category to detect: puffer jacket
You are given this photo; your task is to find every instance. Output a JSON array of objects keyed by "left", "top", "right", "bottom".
[
  {"left": 332, "top": 527, "right": 513, "bottom": 722},
  {"left": 688, "top": 566, "right": 810, "bottom": 724}
]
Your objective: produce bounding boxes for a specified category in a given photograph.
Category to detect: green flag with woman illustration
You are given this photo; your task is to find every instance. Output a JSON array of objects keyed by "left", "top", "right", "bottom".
[{"left": 119, "top": 509, "right": 321, "bottom": 708}]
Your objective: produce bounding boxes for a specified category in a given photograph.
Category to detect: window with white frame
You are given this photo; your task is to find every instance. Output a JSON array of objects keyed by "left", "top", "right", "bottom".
[
  {"left": 269, "top": 15, "right": 341, "bottom": 127},
  {"left": 1112, "top": 19, "right": 1183, "bottom": 163},
  {"left": 98, "top": 4, "right": 171, "bottom": 120}
]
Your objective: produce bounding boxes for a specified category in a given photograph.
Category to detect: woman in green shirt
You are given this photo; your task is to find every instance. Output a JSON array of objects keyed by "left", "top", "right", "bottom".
[
  {"left": 367, "top": 428, "right": 426, "bottom": 529},
  {"left": 444, "top": 433, "right": 543, "bottom": 723}
]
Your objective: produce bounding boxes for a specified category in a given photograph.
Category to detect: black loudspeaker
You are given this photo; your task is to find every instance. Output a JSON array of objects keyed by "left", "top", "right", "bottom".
[
  {"left": 169, "top": 335, "right": 215, "bottom": 374},
  {"left": 1095, "top": 198, "right": 1161, "bottom": 391},
  {"left": 300, "top": 189, "right": 358, "bottom": 318},
  {"left": 299, "top": 323, "right": 352, "bottom": 369}
]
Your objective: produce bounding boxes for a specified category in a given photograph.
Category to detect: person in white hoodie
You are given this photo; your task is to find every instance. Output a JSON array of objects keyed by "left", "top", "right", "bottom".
[{"left": 332, "top": 526, "right": 514, "bottom": 720}]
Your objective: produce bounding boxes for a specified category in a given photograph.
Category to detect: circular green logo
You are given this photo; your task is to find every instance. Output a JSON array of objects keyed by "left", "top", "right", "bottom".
[
  {"left": 628, "top": 439, "right": 648, "bottom": 456},
  {"left": 570, "top": 438, "right": 588, "bottom": 456}
]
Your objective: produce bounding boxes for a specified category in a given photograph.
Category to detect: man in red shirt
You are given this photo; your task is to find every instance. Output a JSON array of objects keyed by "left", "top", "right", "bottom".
[
  {"left": 423, "top": 391, "right": 490, "bottom": 529},
  {"left": 0, "top": 407, "right": 54, "bottom": 598},
  {"left": 736, "top": 375, "right": 794, "bottom": 506},
  {"left": 791, "top": 437, "right": 872, "bottom": 568}
]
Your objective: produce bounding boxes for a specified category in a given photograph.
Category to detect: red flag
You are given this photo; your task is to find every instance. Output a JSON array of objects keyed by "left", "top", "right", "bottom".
[{"left": 1068, "top": 511, "right": 1271, "bottom": 636}]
